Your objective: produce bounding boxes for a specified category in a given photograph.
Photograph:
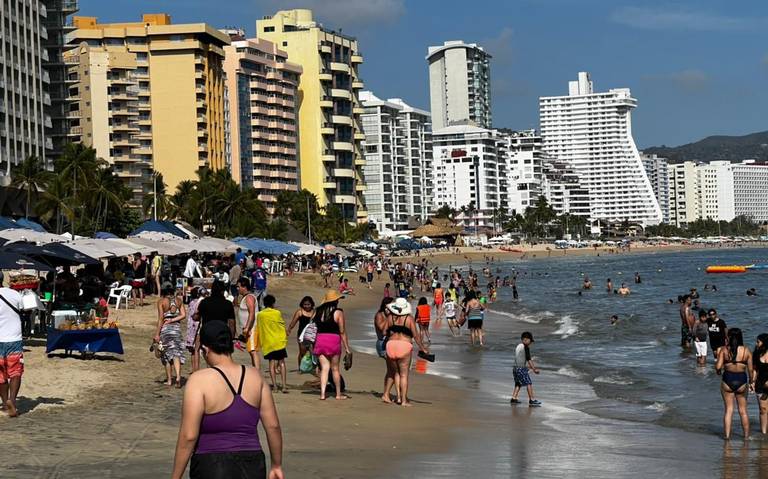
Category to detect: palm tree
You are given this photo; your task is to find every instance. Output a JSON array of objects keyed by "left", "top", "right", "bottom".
[
  {"left": 143, "top": 171, "right": 170, "bottom": 220},
  {"left": 11, "top": 156, "right": 52, "bottom": 219},
  {"left": 36, "top": 175, "right": 72, "bottom": 234},
  {"left": 88, "top": 165, "right": 129, "bottom": 233},
  {"left": 56, "top": 143, "right": 99, "bottom": 232}
]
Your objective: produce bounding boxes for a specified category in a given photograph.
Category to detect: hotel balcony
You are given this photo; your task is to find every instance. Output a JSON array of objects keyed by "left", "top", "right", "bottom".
[
  {"left": 319, "top": 44, "right": 332, "bottom": 54},
  {"left": 354, "top": 132, "right": 365, "bottom": 141},
  {"left": 322, "top": 152, "right": 336, "bottom": 163},
  {"left": 351, "top": 54, "right": 363, "bottom": 64},
  {"left": 352, "top": 106, "right": 364, "bottom": 115},
  {"left": 352, "top": 80, "right": 364, "bottom": 89},
  {"left": 320, "top": 97, "right": 334, "bottom": 109},
  {"left": 321, "top": 124, "right": 335, "bottom": 135},
  {"left": 329, "top": 62, "right": 350, "bottom": 73},
  {"left": 332, "top": 167, "right": 355, "bottom": 178},
  {"left": 331, "top": 115, "right": 353, "bottom": 126},
  {"left": 319, "top": 70, "right": 332, "bottom": 82},
  {"left": 330, "top": 89, "right": 351, "bottom": 100},
  {"left": 332, "top": 194, "right": 356, "bottom": 204},
  {"left": 322, "top": 178, "right": 336, "bottom": 189},
  {"left": 332, "top": 141, "right": 354, "bottom": 151}
]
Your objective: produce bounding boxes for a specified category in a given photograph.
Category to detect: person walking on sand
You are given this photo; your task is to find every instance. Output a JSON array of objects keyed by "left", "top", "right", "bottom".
[
  {"left": 0, "top": 274, "right": 24, "bottom": 417},
  {"left": 312, "top": 290, "right": 351, "bottom": 400},
  {"left": 752, "top": 334, "right": 768, "bottom": 435},
  {"left": 510, "top": 332, "right": 541, "bottom": 407},
  {"left": 171, "top": 321, "right": 284, "bottom": 479},
  {"left": 433, "top": 283, "right": 445, "bottom": 320},
  {"left": 150, "top": 251, "right": 162, "bottom": 296},
  {"left": 257, "top": 295, "right": 288, "bottom": 393},
  {"left": 383, "top": 298, "right": 429, "bottom": 406},
  {"left": 235, "top": 278, "right": 260, "bottom": 370},
  {"left": 185, "top": 287, "right": 206, "bottom": 372},
  {"left": 415, "top": 297, "right": 432, "bottom": 344},
  {"left": 154, "top": 285, "right": 187, "bottom": 388},
  {"left": 461, "top": 291, "right": 486, "bottom": 347},
  {"left": 287, "top": 296, "right": 315, "bottom": 370},
  {"left": 715, "top": 328, "right": 752, "bottom": 440},
  {"left": 374, "top": 297, "right": 394, "bottom": 359}
]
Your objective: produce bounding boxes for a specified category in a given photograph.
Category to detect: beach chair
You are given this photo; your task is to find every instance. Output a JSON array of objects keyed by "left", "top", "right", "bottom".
[{"left": 108, "top": 285, "right": 133, "bottom": 310}]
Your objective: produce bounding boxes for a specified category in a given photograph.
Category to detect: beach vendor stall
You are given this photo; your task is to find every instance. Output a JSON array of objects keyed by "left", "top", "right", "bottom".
[{"left": 1, "top": 242, "right": 124, "bottom": 356}]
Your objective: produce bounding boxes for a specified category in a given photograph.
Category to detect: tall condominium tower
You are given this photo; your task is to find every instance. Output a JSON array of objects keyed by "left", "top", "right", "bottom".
[
  {"left": 66, "top": 14, "right": 229, "bottom": 202},
  {"left": 540, "top": 72, "right": 661, "bottom": 225},
  {"left": 359, "top": 91, "right": 432, "bottom": 232},
  {"left": 0, "top": 1, "right": 52, "bottom": 179},
  {"left": 223, "top": 34, "right": 302, "bottom": 215},
  {"left": 505, "top": 130, "right": 544, "bottom": 216},
  {"left": 641, "top": 153, "right": 670, "bottom": 224},
  {"left": 667, "top": 160, "right": 736, "bottom": 226},
  {"left": 41, "top": 0, "right": 79, "bottom": 161},
  {"left": 732, "top": 160, "right": 768, "bottom": 222},
  {"left": 432, "top": 124, "right": 508, "bottom": 228},
  {"left": 257, "top": 9, "right": 367, "bottom": 222},
  {"left": 427, "top": 41, "right": 492, "bottom": 131}
]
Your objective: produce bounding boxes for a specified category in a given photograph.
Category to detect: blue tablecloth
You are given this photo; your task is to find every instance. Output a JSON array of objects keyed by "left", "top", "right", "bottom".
[{"left": 46, "top": 328, "right": 124, "bottom": 355}]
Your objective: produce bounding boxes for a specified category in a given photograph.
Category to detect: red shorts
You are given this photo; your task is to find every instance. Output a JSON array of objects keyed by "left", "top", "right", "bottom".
[{"left": 0, "top": 341, "right": 24, "bottom": 382}]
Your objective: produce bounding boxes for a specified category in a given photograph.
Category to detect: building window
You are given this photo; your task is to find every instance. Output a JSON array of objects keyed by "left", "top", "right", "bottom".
[{"left": 264, "top": 26, "right": 275, "bottom": 32}]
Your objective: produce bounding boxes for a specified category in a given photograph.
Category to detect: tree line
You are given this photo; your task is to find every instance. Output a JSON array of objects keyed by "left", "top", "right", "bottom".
[{"left": 11, "top": 143, "right": 372, "bottom": 243}]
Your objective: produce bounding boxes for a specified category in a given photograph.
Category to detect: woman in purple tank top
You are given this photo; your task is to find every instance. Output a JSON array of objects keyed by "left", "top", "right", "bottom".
[{"left": 172, "top": 321, "right": 284, "bottom": 479}]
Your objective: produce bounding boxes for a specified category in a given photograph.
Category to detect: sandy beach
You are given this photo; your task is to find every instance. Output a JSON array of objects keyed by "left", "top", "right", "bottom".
[
  {"left": 4, "top": 245, "right": 768, "bottom": 478},
  {"left": 2, "top": 272, "right": 476, "bottom": 478}
]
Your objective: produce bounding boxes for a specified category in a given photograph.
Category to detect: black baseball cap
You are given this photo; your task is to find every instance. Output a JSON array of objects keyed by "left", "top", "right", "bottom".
[{"left": 521, "top": 331, "right": 535, "bottom": 342}]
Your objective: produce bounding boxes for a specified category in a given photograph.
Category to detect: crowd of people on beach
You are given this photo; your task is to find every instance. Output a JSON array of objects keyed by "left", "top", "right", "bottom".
[{"left": 674, "top": 284, "right": 767, "bottom": 440}]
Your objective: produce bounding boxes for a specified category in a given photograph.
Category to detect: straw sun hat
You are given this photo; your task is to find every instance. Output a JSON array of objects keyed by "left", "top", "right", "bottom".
[{"left": 320, "top": 289, "right": 344, "bottom": 306}]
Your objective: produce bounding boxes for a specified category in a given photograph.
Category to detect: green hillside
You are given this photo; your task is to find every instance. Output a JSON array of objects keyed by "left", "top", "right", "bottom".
[{"left": 643, "top": 131, "right": 768, "bottom": 163}]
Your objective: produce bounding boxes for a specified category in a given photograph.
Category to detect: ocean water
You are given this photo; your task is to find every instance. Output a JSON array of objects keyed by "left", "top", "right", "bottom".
[{"left": 350, "top": 247, "right": 768, "bottom": 477}]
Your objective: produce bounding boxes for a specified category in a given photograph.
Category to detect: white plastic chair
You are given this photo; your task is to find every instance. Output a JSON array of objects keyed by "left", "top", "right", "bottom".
[{"left": 108, "top": 285, "right": 133, "bottom": 310}]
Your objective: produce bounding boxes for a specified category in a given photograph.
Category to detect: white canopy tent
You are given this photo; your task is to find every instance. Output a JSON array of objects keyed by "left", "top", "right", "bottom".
[{"left": 0, "top": 229, "right": 66, "bottom": 244}]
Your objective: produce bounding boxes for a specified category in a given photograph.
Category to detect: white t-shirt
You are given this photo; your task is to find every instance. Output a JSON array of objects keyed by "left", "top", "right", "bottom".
[
  {"left": 0, "top": 288, "right": 23, "bottom": 342},
  {"left": 184, "top": 258, "right": 201, "bottom": 278},
  {"left": 444, "top": 301, "right": 456, "bottom": 318},
  {"left": 514, "top": 343, "right": 531, "bottom": 368}
]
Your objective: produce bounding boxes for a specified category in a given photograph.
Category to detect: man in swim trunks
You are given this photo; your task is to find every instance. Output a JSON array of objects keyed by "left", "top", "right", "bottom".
[
  {"left": 692, "top": 310, "right": 709, "bottom": 365},
  {"left": 0, "top": 276, "right": 24, "bottom": 417},
  {"left": 679, "top": 295, "right": 695, "bottom": 349}
]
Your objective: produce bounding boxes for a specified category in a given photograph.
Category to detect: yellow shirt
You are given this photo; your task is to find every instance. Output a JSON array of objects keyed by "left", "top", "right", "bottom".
[{"left": 256, "top": 307, "right": 287, "bottom": 356}]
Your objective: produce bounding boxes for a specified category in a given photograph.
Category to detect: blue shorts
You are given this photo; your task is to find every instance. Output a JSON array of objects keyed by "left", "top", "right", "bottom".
[{"left": 513, "top": 367, "right": 532, "bottom": 387}]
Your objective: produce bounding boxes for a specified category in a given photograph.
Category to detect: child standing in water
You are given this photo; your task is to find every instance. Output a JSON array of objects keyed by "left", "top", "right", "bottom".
[
  {"left": 510, "top": 332, "right": 541, "bottom": 407},
  {"left": 692, "top": 310, "right": 709, "bottom": 365},
  {"left": 416, "top": 297, "right": 432, "bottom": 344}
]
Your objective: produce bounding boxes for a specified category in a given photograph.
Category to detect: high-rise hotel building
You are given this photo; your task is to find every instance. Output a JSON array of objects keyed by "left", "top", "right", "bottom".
[
  {"left": 427, "top": 41, "right": 492, "bottom": 131},
  {"left": 223, "top": 32, "right": 302, "bottom": 214},
  {"left": 432, "top": 123, "right": 508, "bottom": 228},
  {"left": 540, "top": 72, "right": 661, "bottom": 225},
  {"left": 41, "top": 0, "right": 80, "bottom": 161},
  {"left": 359, "top": 91, "right": 432, "bottom": 232},
  {"left": 257, "top": 9, "right": 367, "bottom": 222},
  {"left": 65, "top": 14, "right": 229, "bottom": 203},
  {"left": 0, "top": 0, "right": 54, "bottom": 179}
]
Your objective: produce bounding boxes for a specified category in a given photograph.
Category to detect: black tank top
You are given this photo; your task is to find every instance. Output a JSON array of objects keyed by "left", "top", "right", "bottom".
[{"left": 315, "top": 308, "right": 341, "bottom": 335}]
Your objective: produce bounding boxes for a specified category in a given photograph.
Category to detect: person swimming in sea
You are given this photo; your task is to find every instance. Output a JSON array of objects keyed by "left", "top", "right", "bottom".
[
  {"left": 747, "top": 288, "right": 758, "bottom": 297},
  {"left": 606, "top": 278, "right": 613, "bottom": 293},
  {"left": 618, "top": 283, "right": 630, "bottom": 295},
  {"left": 583, "top": 276, "right": 593, "bottom": 290}
]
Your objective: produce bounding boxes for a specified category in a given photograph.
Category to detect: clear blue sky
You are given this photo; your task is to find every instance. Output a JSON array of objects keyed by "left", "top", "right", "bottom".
[{"left": 79, "top": 0, "right": 768, "bottom": 147}]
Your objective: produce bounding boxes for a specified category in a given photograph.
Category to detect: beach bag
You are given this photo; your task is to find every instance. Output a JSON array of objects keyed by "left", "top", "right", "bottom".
[
  {"left": 299, "top": 352, "right": 315, "bottom": 374},
  {"left": 299, "top": 321, "right": 317, "bottom": 346}
]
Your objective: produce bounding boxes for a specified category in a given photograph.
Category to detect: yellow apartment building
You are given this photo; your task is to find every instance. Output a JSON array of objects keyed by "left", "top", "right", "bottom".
[
  {"left": 256, "top": 9, "right": 367, "bottom": 222},
  {"left": 223, "top": 31, "right": 302, "bottom": 215},
  {"left": 65, "top": 14, "right": 229, "bottom": 203}
]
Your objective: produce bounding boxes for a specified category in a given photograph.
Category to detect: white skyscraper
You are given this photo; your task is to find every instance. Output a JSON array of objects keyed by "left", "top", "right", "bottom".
[
  {"left": 732, "top": 160, "right": 768, "bottom": 222},
  {"left": 505, "top": 130, "right": 544, "bottom": 215},
  {"left": 427, "top": 41, "right": 492, "bottom": 131},
  {"left": 539, "top": 72, "right": 662, "bottom": 225},
  {"left": 360, "top": 91, "right": 432, "bottom": 232},
  {"left": 641, "top": 153, "right": 671, "bottom": 223},
  {"left": 432, "top": 124, "right": 507, "bottom": 227},
  {"left": 668, "top": 160, "right": 736, "bottom": 225}
]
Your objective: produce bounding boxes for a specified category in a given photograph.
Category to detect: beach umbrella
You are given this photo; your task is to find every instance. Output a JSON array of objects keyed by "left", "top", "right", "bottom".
[
  {"left": 2, "top": 242, "right": 100, "bottom": 266},
  {"left": 0, "top": 252, "right": 50, "bottom": 271}
]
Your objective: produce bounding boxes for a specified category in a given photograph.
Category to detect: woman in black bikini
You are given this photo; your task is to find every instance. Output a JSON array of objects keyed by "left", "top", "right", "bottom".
[
  {"left": 715, "top": 328, "right": 753, "bottom": 440},
  {"left": 752, "top": 333, "right": 768, "bottom": 434}
]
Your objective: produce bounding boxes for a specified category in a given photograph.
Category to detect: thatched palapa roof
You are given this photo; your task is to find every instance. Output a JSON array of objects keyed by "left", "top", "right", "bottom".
[{"left": 410, "top": 223, "right": 463, "bottom": 238}]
